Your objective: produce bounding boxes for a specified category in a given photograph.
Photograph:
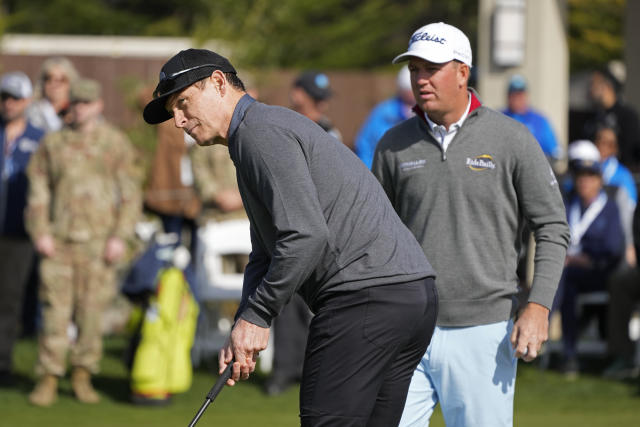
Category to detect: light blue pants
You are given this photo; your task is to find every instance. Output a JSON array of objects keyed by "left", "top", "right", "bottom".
[{"left": 399, "top": 320, "right": 517, "bottom": 427}]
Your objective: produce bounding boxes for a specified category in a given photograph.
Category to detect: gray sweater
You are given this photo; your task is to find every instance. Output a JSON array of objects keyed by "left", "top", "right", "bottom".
[
  {"left": 373, "top": 96, "right": 569, "bottom": 327},
  {"left": 228, "top": 96, "right": 435, "bottom": 328}
]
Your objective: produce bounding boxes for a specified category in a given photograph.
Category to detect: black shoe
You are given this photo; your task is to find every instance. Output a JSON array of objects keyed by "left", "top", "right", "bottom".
[{"left": 263, "top": 376, "right": 295, "bottom": 396}]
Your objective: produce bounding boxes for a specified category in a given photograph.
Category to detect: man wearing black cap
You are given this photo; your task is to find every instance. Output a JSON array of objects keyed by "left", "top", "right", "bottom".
[
  {"left": 144, "top": 48, "right": 438, "bottom": 426},
  {"left": 290, "top": 71, "right": 342, "bottom": 142}
]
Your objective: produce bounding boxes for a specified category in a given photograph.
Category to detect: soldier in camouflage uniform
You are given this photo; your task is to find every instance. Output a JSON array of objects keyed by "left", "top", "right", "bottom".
[
  {"left": 191, "top": 143, "right": 245, "bottom": 222},
  {"left": 25, "top": 78, "right": 141, "bottom": 406}
]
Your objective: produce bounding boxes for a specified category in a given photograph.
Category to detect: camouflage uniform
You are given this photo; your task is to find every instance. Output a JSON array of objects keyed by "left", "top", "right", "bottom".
[
  {"left": 26, "top": 120, "right": 140, "bottom": 376},
  {"left": 190, "top": 144, "right": 245, "bottom": 223}
]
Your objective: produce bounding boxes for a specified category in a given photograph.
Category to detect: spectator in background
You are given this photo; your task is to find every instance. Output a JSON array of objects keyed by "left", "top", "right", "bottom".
[
  {"left": 289, "top": 70, "right": 342, "bottom": 142},
  {"left": 262, "top": 71, "right": 345, "bottom": 396},
  {"left": 22, "top": 57, "right": 79, "bottom": 341},
  {"left": 190, "top": 142, "right": 247, "bottom": 272},
  {"left": 354, "top": 65, "right": 415, "bottom": 169},
  {"left": 605, "top": 202, "right": 640, "bottom": 379},
  {"left": 585, "top": 68, "right": 640, "bottom": 171},
  {"left": 594, "top": 126, "right": 638, "bottom": 266},
  {"left": 555, "top": 140, "right": 625, "bottom": 377},
  {"left": 596, "top": 126, "right": 638, "bottom": 205},
  {"left": 143, "top": 122, "right": 201, "bottom": 280},
  {"left": 27, "top": 57, "right": 79, "bottom": 133},
  {"left": 0, "top": 72, "right": 45, "bottom": 385},
  {"left": 189, "top": 140, "right": 247, "bottom": 222},
  {"left": 502, "top": 74, "right": 562, "bottom": 163},
  {"left": 26, "top": 79, "right": 141, "bottom": 406},
  {"left": 191, "top": 143, "right": 245, "bottom": 222}
]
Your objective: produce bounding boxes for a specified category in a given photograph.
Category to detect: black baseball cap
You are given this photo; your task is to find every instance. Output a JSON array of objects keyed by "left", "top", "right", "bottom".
[
  {"left": 507, "top": 74, "right": 527, "bottom": 93},
  {"left": 294, "top": 71, "right": 332, "bottom": 101},
  {"left": 143, "top": 48, "right": 237, "bottom": 124}
]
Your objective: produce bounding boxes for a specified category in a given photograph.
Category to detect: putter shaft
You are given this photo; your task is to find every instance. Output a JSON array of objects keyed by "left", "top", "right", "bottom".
[{"left": 188, "top": 361, "right": 234, "bottom": 427}]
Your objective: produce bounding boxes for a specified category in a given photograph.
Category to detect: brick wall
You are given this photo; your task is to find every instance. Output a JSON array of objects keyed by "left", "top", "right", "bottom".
[{"left": 0, "top": 54, "right": 399, "bottom": 150}]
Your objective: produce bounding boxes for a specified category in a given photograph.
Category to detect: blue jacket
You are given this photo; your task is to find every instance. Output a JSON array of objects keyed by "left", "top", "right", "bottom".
[
  {"left": 502, "top": 108, "right": 561, "bottom": 160},
  {"left": 355, "top": 97, "right": 411, "bottom": 169},
  {"left": 566, "top": 192, "right": 625, "bottom": 273},
  {"left": 0, "top": 121, "right": 45, "bottom": 237},
  {"left": 601, "top": 156, "right": 638, "bottom": 204}
]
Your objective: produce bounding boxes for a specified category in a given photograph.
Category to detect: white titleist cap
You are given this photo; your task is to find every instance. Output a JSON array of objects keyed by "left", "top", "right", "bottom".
[{"left": 393, "top": 22, "right": 472, "bottom": 67}]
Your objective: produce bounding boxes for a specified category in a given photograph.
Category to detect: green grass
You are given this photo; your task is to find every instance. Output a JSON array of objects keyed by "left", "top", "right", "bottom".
[{"left": 1, "top": 337, "right": 639, "bottom": 426}]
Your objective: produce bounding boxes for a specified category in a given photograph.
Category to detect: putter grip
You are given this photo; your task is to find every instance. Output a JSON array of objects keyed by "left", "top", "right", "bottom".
[{"left": 206, "top": 361, "right": 233, "bottom": 401}]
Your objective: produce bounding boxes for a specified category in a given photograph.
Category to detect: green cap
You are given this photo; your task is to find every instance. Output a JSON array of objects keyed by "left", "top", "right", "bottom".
[{"left": 70, "top": 78, "right": 101, "bottom": 102}]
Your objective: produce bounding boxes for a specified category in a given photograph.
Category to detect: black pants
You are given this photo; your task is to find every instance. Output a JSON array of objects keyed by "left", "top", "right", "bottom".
[
  {"left": 555, "top": 265, "right": 609, "bottom": 360},
  {"left": 607, "top": 266, "right": 640, "bottom": 360},
  {"left": 0, "top": 236, "right": 36, "bottom": 371},
  {"left": 271, "top": 293, "right": 312, "bottom": 382},
  {"left": 300, "top": 277, "right": 437, "bottom": 427}
]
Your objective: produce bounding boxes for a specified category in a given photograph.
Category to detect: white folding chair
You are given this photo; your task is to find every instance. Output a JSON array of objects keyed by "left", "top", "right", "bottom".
[
  {"left": 195, "top": 219, "right": 251, "bottom": 301},
  {"left": 191, "top": 220, "right": 275, "bottom": 372},
  {"left": 192, "top": 220, "right": 250, "bottom": 366}
]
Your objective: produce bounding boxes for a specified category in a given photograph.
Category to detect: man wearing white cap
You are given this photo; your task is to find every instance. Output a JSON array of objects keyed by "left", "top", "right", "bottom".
[
  {"left": 0, "top": 71, "right": 45, "bottom": 384},
  {"left": 373, "top": 22, "right": 570, "bottom": 426},
  {"left": 556, "top": 140, "right": 624, "bottom": 377}
]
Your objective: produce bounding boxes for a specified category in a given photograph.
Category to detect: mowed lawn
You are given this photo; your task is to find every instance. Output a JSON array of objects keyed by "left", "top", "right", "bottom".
[{"left": 1, "top": 336, "right": 639, "bottom": 427}]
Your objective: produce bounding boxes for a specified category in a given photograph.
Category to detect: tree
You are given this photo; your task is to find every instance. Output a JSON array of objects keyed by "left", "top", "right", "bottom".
[
  {"left": 192, "top": 0, "right": 478, "bottom": 69},
  {"left": 0, "top": 0, "right": 478, "bottom": 69},
  {"left": 0, "top": 0, "right": 208, "bottom": 36},
  {"left": 568, "top": 0, "right": 625, "bottom": 73},
  {"left": 0, "top": 0, "right": 628, "bottom": 71}
]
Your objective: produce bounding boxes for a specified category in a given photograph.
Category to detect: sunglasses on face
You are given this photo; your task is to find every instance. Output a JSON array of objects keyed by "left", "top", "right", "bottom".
[
  {"left": 153, "top": 64, "right": 218, "bottom": 98},
  {"left": 0, "top": 92, "right": 20, "bottom": 101},
  {"left": 44, "top": 74, "right": 68, "bottom": 84}
]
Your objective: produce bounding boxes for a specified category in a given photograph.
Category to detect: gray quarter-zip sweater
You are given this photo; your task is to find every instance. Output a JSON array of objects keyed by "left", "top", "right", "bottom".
[
  {"left": 373, "top": 92, "right": 570, "bottom": 327},
  {"left": 228, "top": 95, "right": 435, "bottom": 328}
]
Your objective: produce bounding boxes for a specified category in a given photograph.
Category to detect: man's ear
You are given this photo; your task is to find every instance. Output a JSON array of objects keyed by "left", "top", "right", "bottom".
[
  {"left": 210, "top": 70, "right": 226, "bottom": 94},
  {"left": 457, "top": 63, "right": 470, "bottom": 88}
]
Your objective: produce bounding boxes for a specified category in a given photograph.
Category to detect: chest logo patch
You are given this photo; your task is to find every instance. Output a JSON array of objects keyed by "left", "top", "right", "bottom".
[
  {"left": 400, "top": 159, "right": 427, "bottom": 171},
  {"left": 466, "top": 154, "right": 496, "bottom": 171}
]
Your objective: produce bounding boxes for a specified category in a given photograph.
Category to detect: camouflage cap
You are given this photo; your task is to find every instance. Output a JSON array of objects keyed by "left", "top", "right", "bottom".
[{"left": 70, "top": 78, "right": 102, "bottom": 102}]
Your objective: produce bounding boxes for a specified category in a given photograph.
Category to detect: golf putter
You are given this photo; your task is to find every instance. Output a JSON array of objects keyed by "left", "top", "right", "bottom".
[{"left": 188, "top": 359, "right": 234, "bottom": 427}]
